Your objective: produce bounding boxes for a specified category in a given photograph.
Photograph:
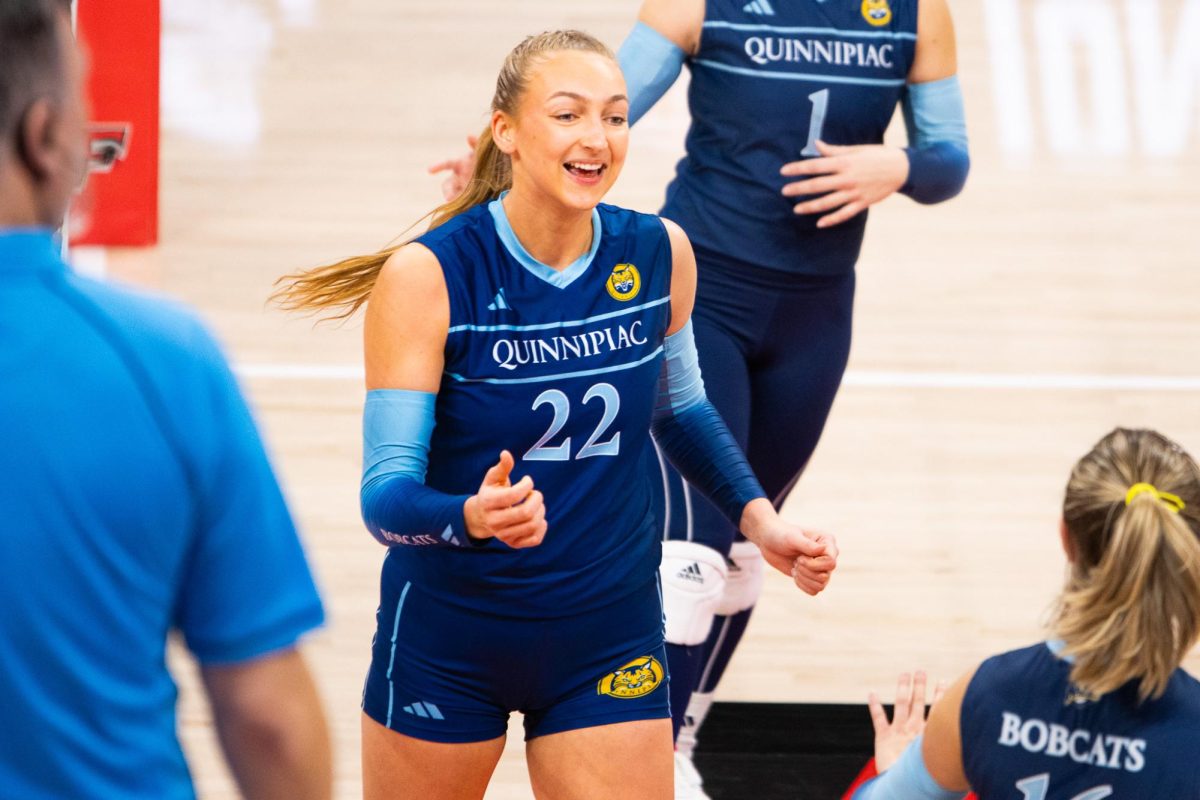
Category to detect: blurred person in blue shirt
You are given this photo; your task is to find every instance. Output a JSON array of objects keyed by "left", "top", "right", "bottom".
[{"left": 0, "top": 3, "right": 331, "bottom": 798}]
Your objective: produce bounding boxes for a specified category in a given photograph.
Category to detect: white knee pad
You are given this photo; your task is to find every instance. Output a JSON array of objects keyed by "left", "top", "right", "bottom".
[
  {"left": 660, "top": 541, "right": 727, "bottom": 646},
  {"left": 715, "top": 541, "right": 764, "bottom": 616}
]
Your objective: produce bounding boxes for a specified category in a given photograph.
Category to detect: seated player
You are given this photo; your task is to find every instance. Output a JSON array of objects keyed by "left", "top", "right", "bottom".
[{"left": 856, "top": 428, "right": 1200, "bottom": 798}]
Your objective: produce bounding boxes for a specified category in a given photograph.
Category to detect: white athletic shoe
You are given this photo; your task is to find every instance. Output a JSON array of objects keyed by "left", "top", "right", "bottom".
[{"left": 674, "top": 750, "right": 711, "bottom": 800}]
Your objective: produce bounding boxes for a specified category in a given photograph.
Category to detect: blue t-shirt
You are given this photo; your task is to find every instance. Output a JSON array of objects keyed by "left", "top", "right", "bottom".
[
  {"left": 961, "top": 642, "right": 1200, "bottom": 798},
  {"left": 0, "top": 231, "right": 325, "bottom": 799},
  {"left": 383, "top": 200, "right": 673, "bottom": 618},
  {"left": 662, "top": 0, "right": 918, "bottom": 275}
]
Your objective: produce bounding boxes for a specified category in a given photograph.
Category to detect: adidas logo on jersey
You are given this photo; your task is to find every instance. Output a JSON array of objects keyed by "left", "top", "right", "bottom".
[
  {"left": 487, "top": 288, "right": 510, "bottom": 311},
  {"left": 676, "top": 562, "right": 706, "bottom": 583},
  {"left": 743, "top": 0, "right": 775, "bottom": 15},
  {"left": 402, "top": 701, "right": 444, "bottom": 720}
]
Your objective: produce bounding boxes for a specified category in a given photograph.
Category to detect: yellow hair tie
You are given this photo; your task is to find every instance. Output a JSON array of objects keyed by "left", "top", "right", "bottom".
[{"left": 1125, "top": 482, "right": 1186, "bottom": 513}]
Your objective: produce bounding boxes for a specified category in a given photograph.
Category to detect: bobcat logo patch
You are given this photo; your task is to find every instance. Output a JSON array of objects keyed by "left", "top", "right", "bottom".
[
  {"left": 861, "top": 0, "right": 892, "bottom": 26},
  {"left": 597, "top": 655, "right": 664, "bottom": 699},
  {"left": 606, "top": 263, "right": 641, "bottom": 302}
]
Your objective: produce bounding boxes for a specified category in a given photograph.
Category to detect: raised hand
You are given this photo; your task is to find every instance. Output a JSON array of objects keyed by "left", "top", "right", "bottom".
[
  {"left": 463, "top": 450, "right": 547, "bottom": 548},
  {"left": 428, "top": 134, "right": 478, "bottom": 202},
  {"left": 780, "top": 140, "right": 909, "bottom": 229},
  {"left": 868, "top": 671, "right": 947, "bottom": 772}
]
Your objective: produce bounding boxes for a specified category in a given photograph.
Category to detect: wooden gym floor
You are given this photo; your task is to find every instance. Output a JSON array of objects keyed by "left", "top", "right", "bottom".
[{"left": 83, "top": 1, "right": 1199, "bottom": 796}]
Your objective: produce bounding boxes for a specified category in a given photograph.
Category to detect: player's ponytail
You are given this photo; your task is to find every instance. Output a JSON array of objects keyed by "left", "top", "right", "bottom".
[
  {"left": 274, "top": 30, "right": 613, "bottom": 320},
  {"left": 1053, "top": 428, "right": 1200, "bottom": 702}
]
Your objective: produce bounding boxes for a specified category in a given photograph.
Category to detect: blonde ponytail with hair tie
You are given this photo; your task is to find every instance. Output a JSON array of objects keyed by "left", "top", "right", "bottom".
[{"left": 1124, "top": 482, "right": 1186, "bottom": 513}]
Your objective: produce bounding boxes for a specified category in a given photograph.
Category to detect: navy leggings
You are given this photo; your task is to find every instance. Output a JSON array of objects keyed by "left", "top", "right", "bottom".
[
  {"left": 652, "top": 248, "right": 854, "bottom": 738},
  {"left": 656, "top": 247, "right": 856, "bottom": 553}
]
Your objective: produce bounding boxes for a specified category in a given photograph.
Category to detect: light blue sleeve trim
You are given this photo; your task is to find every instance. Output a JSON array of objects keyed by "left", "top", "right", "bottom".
[
  {"left": 362, "top": 389, "right": 436, "bottom": 487},
  {"left": 853, "top": 735, "right": 969, "bottom": 800},
  {"left": 618, "top": 21, "right": 686, "bottom": 126},
  {"left": 902, "top": 75, "right": 968, "bottom": 150},
  {"left": 653, "top": 319, "right": 706, "bottom": 420}
]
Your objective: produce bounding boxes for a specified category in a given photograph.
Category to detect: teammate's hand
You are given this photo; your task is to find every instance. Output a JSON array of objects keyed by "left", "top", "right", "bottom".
[
  {"left": 868, "top": 671, "right": 947, "bottom": 772},
  {"left": 738, "top": 499, "right": 837, "bottom": 595},
  {"left": 779, "top": 141, "right": 909, "bottom": 228},
  {"left": 464, "top": 450, "right": 547, "bottom": 548},
  {"left": 428, "top": 135, "right": 478, "bottom": 202}
]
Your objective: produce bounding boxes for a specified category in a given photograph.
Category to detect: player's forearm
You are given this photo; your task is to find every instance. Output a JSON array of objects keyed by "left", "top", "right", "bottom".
[
  {"left": 218, "top": 714, "right": 331, "bottom": 800},
  {"left": 204, "top": 651, "right": 332, "bottom": 800},
  {"left": 899, "top": 76, "right": 970, "bottom": 204},
  {"left": 650, "top": 320, "right": 765, "bottom": 526},
  {"left": 360, "top": 388, "right": 472, "bottom": 547},
  {"left": 734, "top": 497, "right": 780, "bottom": 548}
]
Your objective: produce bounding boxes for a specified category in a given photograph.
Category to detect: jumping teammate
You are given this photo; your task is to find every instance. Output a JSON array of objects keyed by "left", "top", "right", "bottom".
[
  {"left": 857, "top": 428, "right": 1200, "bottom": 798},
  {"left": 276, "top": 30, "right": 837, "bottom": 799}
]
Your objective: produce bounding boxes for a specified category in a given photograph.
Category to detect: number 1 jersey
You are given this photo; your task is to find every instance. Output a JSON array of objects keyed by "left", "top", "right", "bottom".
[{"left": 663, "top": 0, "right": 918, "bottom": 275}]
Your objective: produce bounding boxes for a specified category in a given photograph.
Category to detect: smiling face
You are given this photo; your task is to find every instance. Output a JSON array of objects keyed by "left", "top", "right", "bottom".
[{"left": 492, "top": 49, "right": 629, "bottom": 214}]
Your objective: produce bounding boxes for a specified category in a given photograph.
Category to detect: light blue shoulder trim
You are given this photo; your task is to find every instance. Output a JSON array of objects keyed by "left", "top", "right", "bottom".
[
  {"left": 852, "top": 734, "right": 968, "bottom": 800},
  {"left": 488, "top": 193, "right": 602, "bottom": 289}
]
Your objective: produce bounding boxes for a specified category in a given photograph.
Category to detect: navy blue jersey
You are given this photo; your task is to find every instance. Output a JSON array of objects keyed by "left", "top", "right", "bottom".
[
  {"left": 385, "top": 200, "right": 673, "bottom": 618},
  {"left": 662, "top": 0, "right": 918, "bottom": 275},
  {"left": 961, "top": 643, "right": 1200, "bottom": 798}
]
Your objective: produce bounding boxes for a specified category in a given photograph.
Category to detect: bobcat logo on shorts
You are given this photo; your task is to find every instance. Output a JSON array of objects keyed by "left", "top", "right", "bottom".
[
  {"left": 861, "top": 0, "right": 892, "bottom": 26},
  {"left": 606, "top": 263, "right": 641, "bottom": 302},
  {"left": 597, "top": 655, "right": 664, "bottom": 698}
]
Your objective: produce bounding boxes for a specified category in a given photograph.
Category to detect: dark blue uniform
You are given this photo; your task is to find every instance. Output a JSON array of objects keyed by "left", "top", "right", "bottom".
[
  {"left": 362, "top": 199, "right": 677, "bottom": 742},
  {"left": 961, "top": 643, "right": 1200, "bottom": 798},
  {"left": 651, "top": 0, "right": 920, "bottom": 710},
  {"left": 664, "top": 0, "right": 917, "bottom": 277}
]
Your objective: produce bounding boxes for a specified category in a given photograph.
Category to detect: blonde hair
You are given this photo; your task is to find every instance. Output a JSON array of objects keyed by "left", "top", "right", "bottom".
[
  {"left": 1053, "top": 428, "right": 1200, "bottom": 702},
  {"left": 273, "top": 30, "right": 614, "bottom": 319}
]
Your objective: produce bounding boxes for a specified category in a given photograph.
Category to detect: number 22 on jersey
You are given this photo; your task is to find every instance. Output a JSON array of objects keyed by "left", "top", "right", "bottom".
[{"left": 524, "top": 382, "right": 621, "bottom": 462}]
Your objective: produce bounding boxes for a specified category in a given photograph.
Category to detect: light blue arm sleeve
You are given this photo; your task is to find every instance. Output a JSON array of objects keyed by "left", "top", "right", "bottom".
[
  {"left": 362, "top": 389, "right": 436, "bottom": 486},
  {"left": 617, "top": 21, "right": 686, "bottom": 126},
  {"left": 653, "top": 318, "right": 706, "bottom": 418},
  {"left": 852, "top": 735, "right": 969, "bottom": 800},
  {"left": 899, "top": 76, "right": 970, "bottom": 204},
  {"left": 650, "top": 321, "right": 765, "bottom": 525},
  {"left": 902, "top": 76, "right": 968, "bottom": 150},
  {"left": 360, "top": 389, "right": 473, "bottom": 548}
]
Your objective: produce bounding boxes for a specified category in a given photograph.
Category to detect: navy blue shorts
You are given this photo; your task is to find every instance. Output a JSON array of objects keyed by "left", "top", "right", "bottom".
[{"left": 362, "top": 569, "right": 670, "bottom": 743}]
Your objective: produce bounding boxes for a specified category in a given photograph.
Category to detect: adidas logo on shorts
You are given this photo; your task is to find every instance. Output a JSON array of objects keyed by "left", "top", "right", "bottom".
[
  {"left": 402, "top": 701, "right": 444, "bottom": 720},
  {"left": 677, "top": 562, "right": 705, "bottom": 583}
]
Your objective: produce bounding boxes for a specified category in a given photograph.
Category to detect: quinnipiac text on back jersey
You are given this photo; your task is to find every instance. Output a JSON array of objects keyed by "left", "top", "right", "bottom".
[
  {"left": 383, "top": 200, "right": 674, "bottom": 618},
  {"left": 663, "top": 0, "right": 918, "bottom": 275},
  {"left": 960, "top": 642, "right": 1200, "bottom": 798}
]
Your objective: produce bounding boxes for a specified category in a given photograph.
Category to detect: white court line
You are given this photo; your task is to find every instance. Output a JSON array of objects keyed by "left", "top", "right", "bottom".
[
  {"left": 233, "top": 363, "right": 1200, "bottom": 391},
  {"left": 841, "top": 371, "right": 1200, "bottom": 391},
  {"left": 237, "top": 363, "right": 364, "bottom": 380}
]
